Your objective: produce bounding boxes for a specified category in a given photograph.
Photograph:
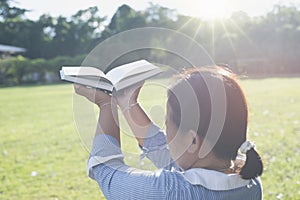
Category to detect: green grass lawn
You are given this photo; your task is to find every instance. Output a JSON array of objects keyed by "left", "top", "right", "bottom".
[{"left": 0, "top": 78, "right": 299, "bottom": 199}]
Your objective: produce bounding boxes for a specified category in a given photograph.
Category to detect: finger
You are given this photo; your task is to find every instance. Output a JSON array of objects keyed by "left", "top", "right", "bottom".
[
  {"left": 136, "top": 80, "right": 145, "bottom": 88},
  {"left": 113, "top": 88, "right": 125, "bottom": 98},
  {"left": 124, "top": 81, "right": 145, "bottom": 95},
  {"left": 113, "top": 81, "right": 145, "bottom": 104},
  {"left": 74, "top": 84, "right": 95, "bottom": 97},
  {"left": 74, "top": 84, "right": 83, "bottom": 94},
  {"left": 131, "top": 81, "right": 144, "bottom": 95}
]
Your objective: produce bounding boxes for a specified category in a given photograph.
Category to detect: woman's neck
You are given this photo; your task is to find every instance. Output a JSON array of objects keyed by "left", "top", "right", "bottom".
[{"left": 190, "top": 153, "right": 233, "bottom": 173}]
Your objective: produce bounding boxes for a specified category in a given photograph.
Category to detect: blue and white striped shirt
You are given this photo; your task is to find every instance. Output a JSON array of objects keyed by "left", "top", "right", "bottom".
[{"left": 87, "top": 123, "right": 262, "bottom": 199}]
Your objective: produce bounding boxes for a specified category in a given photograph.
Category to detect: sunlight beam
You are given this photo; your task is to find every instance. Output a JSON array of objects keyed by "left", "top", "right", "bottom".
[
  {"left": 228, "top": 18, "right": 263, "bottom": 56},
  {"left": 190, "top": 0, "right": 233, "bottom": 20},
  {"left": 220, "top": 20, "right": 238, "bottom": 58}
]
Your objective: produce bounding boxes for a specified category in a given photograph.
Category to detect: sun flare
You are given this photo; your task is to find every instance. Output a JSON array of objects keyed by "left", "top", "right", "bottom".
[{"left": 188, "top": 0, "right": 233, "bottom": 20}]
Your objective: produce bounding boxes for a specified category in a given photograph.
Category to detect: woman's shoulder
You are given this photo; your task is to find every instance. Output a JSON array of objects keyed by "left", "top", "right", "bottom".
[{"left": 160, "top": 168, "right": 262, "bottom": 200}]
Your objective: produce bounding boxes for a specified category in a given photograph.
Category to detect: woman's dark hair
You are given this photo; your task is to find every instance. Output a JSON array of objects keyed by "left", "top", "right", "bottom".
[
  {"left": 167, "top": 66, "right": 263, "bottom": 179},
  {"left": 240, "top": 148, "right": 263, "bottom": 179}
]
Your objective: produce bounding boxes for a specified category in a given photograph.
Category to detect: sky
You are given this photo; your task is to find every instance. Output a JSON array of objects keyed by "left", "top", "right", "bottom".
[{"left": 13, "top": 0, "right": 300, "bottom": 22}]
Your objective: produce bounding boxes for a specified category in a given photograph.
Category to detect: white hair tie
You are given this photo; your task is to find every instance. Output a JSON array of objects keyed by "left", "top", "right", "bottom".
[{"left": 239, "top": 141, "right": 255, "bottom": 154}]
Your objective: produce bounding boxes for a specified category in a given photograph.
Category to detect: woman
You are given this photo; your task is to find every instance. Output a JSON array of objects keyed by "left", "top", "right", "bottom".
[{"left": 74, "top": 66, "right": 263, "bottom": 199}]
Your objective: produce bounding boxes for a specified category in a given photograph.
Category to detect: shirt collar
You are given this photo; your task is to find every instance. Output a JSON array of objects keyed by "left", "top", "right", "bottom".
[{"left": 181, "top": 168, "right": 253, "bottom": 191}]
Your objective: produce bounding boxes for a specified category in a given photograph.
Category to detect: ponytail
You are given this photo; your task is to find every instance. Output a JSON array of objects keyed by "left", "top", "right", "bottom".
[{"left": 240, "top": 148, "right": 263, "bottom": 180}]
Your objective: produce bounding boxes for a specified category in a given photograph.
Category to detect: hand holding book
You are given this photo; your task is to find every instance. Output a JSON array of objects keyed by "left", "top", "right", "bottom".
[
  {"left": 114, "top": 81, "right": 144, "bottom": 112},
  {"left": 73, "top": 80, "right": 145, "bottom": 112},
  {"left": 60, "top": 60, "right": 162, "bottom": 93},
  {"left": 73, "top": 76, "right": 150, "bottom": 147},
  {"left": 74, "top": 84, "right": 111, "bottom": 108}
]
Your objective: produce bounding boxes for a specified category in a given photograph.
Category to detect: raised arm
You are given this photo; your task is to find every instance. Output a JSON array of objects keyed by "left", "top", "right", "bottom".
[
  {"left": 115, "top": 82, "right": 151, "bottom": 146},
  {"left": 115, "top": 82, "right": 176, "bottom": 170},
  {"left": 74, "top": 84, "right": 120, "bottom": 142}
]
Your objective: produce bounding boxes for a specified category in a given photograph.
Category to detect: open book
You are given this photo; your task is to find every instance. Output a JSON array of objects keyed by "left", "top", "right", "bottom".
[{"left": 60, "top": 60, "right": 162, "bottom": 93}]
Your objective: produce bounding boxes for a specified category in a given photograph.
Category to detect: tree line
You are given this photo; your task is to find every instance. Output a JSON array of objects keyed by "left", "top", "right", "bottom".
[{"left": 0, "top": 0, "right": 300, "bottom": 85}]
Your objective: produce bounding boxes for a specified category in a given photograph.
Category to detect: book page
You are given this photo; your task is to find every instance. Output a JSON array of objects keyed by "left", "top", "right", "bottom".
[
  {"left": 61, "top": 74, "right": 114, "bottom": 92},
  {"left": 114, "top": 68, "right": 162, "bottom": 91},
  {"left": 61, "top": 66, "right": 106, "bottom": 78},
  {"left": 106, "top": 60, "right": 157, "bottom": 85}
]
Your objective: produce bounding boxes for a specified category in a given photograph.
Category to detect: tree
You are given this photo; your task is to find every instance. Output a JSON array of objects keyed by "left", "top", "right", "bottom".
[
  {"left": 144, "top": 3, "right": 178, "bottom": 28},
  {"left": 0, "top": 1, "right": 105, "bottom": 58},
  {"left": 105, "top": 4, "right": 146, "bottom": 35},
  {"left": 0, "top": 0, "right": 27, "bottom": 21}
]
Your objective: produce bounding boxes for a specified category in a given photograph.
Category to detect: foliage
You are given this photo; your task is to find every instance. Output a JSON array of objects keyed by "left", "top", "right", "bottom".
[
  {"left": 0, "top": 78, "right": 299, "bottom": 199},
  {"left": 0, "top": 0, "right": 27, "bottom": 20},
  {"left": 0, "top": 55, "right": 85, "bottom": 85},
  {"left": 0, "top": 1, "right": 105, "bottom": 58},
  {"left": 0, "top": 1, "right": 300, "bottom": 86}
]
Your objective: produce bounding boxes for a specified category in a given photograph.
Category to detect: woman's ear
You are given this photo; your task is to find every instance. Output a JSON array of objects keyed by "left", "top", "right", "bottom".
[{"left": 187, "top": 130, "right": 201, "bottom": 154}]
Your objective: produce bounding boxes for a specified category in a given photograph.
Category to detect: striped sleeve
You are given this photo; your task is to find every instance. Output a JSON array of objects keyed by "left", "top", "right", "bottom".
[
  {"left": 139, "top": 123, "right": 178, "bottom": 170},
  {"left": 87, "top": 134, "right": 124, "bottom": 179},
  {"left": 86, "top": 133, "right": 176, "bottom": 199}
]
